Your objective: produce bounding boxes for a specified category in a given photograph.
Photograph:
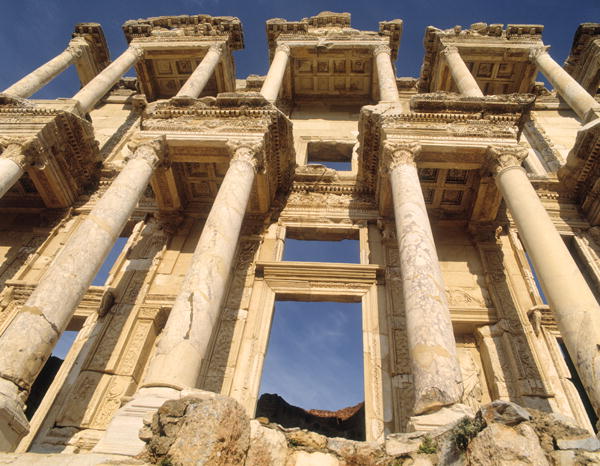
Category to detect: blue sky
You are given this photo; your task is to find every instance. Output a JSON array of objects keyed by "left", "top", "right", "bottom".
[
  {"left": 0, "top": 0, "right": 598, "bottom": 98},
  {"left": 4, "top": 0, "right": 598, "bottom": 409}
]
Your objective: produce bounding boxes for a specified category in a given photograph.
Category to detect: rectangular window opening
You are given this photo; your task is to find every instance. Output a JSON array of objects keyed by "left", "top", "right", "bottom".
[
  {"left": 257, "top": 300, "right": 365, "bottom": 440},
  {"left": 306, "top": 141, "right": 353, "bottom": 171},
  {"left": 25, "top": 319, "right": 83, "bottom": 420},
  {"left": 92, "top": 236, "right": 128, "bottom": 286},
  {"left": 283, "top": 229, "right": 360, "bottom": 263}
]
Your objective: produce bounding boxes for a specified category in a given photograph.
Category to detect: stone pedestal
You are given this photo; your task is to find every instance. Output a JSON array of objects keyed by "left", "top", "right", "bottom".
[
  {"left": 73, "top": 45, "right": 143, "bottom": 114},
  {"left": 176, "top": 43, "right": 224, "bottom": 98},
  {"left": 489, "top": 144, "right": 600, "bottom": 419},
  {"left": 530, "top": 47, "right": 599, "bottom": 120},
  {"left": 0, "top": 145, "right": 27, "bottom": 199},
  {"left": 93, "top": 140, "right": 262, "bottom": 456},
  {"left": 374, "top": 45, "right": 400, "bottom": 103},
  {"left": 384, "top": 141, "right": 463, "bottom": 415},
  {"left": 441, "top": 46, "right": 484, "bottom": 97},
  {"left": 0, "top": 139, "right": 161, "bottom": 452},
  {"left": 2, "top": 42, "right": 83, "bottom": 99},
  {"left": 260, "top": 44, "right": 290, "bottom": 102}
]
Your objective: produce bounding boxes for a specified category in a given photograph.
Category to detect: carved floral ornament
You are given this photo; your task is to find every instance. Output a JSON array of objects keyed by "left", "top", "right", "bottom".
[
  {"left": 528, "top": 45, "right": 550, "bottom": 62},
  {"left": 485, "top": 144, "right": 529, "bottom": 176},
  {"left": 381, "top": 140, "right": 422, "bottom": 172},
  {"left": 226, "top": 139, "right": 265, "bottom": 172},
  {"left": 372, "top": 44, "right": 392, "bottom": 57},
  {"left": 440, "top": 45, "right": 460, "bottom": 58}
]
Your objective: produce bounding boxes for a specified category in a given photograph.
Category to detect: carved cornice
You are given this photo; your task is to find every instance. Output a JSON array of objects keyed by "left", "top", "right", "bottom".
[
  {"left": 485, "top": 144, "right": 528, "bottom": 176},
  {"left": 381, "top": 140, "right": 422, "bottom": 171}
]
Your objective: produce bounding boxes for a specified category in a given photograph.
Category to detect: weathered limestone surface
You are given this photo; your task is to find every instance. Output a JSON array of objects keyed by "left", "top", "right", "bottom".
[
  {"left": 0, "top": 141, "right": 160, "bottom": 450},
  {"left": 385, "top": 141, "right": 463, "bottom": 414},
  {"left": 260, "top": 44, "right": 290, "bottom": 102},
  {"left": 374, "top": 45, "right": 400, "bottom": 102},
  {"left": 0, "top": 146, "right": 26, "bottom": 199}
]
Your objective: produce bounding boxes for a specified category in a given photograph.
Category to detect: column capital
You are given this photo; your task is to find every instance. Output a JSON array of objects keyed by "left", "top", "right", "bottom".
[
  {"left": 441, "top": 45, "right": 460, "bottom": 57},
  {"left": 528, "top": 45, "right": 550, "bottom": 62},
  {"left": 226, "top": 139, "right": 264, "bottom": 171},
  {"left": 275, "top": 43, "right": 291, "bottom": 55},
  {"left": 373, "top": 44, "right": 392, "bottom": 57},
  {"left": 126, "top": 134, "right": 166, "bottom": 168},
  {"left": 485, "top": 144, "right": 528, "bottom": 176},
  {"left": 128, "top": 44, "right": 145, "bottom": 59},
  {"left": 382, "top": 140, "right": 422, "bottom": 171},
  {"left": 66, "top": 37, "right": 87, "bottom": 59},
  {"left": 0, "top": 136, "right": 44, "bottom": 168},
  {"left": 208, "top": 42, "right": 226, "bottom": 55}
]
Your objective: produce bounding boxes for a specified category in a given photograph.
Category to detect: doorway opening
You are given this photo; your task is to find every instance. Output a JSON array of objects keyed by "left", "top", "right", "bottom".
[{"left": 257, "top": 300, "right": 365, "bottom": 440}]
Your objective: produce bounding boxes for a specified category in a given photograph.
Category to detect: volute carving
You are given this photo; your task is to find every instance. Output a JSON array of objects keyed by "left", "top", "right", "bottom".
[
  {"left": 126, "top": 134, "right": 166, "bottom": 168},
  {"left": 485, "top": 144, "right": 528, "bottom": 176}
]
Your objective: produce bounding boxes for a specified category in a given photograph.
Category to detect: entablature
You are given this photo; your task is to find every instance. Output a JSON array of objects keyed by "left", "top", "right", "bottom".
[{"left": 564, "top": 23, "right": 600, "bottom": 95}]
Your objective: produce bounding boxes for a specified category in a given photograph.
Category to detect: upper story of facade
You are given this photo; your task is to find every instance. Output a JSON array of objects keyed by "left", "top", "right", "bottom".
[{"left": 0, "top": 12, "right": 599, "bottom": 228}]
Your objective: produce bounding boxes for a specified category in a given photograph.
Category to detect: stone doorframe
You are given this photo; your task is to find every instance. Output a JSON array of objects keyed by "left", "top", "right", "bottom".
[{"left": 227, "top": 260, "right": 391, "bottom": 443}]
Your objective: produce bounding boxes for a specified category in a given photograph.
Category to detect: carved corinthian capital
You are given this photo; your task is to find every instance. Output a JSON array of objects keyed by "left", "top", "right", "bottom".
[
  {"left": 275, "top": 43, "right": 291, "bottom": 55},
  {"left": 0, "top": 137, "right": 43, "bottom": 168},
  {"left": 373, "top": 44, "right": 392, "bottom": 57},
  {"left": 227, "top": 139, "right": 265, "bottom": 171},
  {"left": 126, "top": 134, "right": 166, "bottom": 168},
  {"left": 441, "top": 45, "right": 459, "bottom": 58},
  {"left": 382, "top": 140, "right": 422, "bottom": 172},
  {"left": 528, "top": 45, "right": 549, "bottom": 62},
  {"left": 485, "top": 144, "right": 528, "bottom": 176}
]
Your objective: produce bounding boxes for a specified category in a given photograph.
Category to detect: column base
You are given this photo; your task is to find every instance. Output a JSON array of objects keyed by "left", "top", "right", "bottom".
[
  {"left": 92, "top": 386, "right": 218, "bottom": 457},
  {"left": 407, "top": 403, "right": 474, "bottom": 432},
  {"left": 0, "top": 392, "right": 29, "bottom": 452}
]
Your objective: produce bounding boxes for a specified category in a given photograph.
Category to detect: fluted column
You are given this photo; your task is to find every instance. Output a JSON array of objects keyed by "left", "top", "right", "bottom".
[
  {"left": 260, "top": 44, "right": 290, "bottom": 102},
  {"left": 2, "top": 41, "right": 84, "bottom": 98},
  {"left": 441, "top": 46, "right": 484, "bottom": 97},
  {"left": 176, "top": 43, "right": 224, "bottom": 98},
  {"left": 530, "top": 47, "right": 599, "bottom": 120},
  {"left": 143, "top": 140, "right": 261, "bottom": 389},
  {"left": 0, "top": 137, "right": 162, "bottom": 451},
  {"left": 374, "top": 44, "right": 400, "bottom": 103},
  {"left": 488, "top": 144, "right": 600, "bottom": 419},
  {"left": 383, "top": 141, "right": 463, "bottom": 415},
  {"left": 73, "top": 45, "right": 144, "bottom": 114}
]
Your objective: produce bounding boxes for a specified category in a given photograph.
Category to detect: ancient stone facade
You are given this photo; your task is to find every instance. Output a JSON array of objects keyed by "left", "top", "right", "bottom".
[{"left": 0, "top": 11, "right": 599, "bottom": 462}]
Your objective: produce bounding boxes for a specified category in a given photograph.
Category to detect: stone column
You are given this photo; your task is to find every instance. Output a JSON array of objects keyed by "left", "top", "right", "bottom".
[
  {"left": 488, "top": 144, "right": 600, "bottom": 419},
  {"left": 383, "top": 141, "right": 463, "bottom": 415},
  {"left": 143, "top": 140, "right": 261, "bottom": 389},
  {"left": 0, "top": 137, "right": 162, "bottom": 451},
  {"left": 530, "top": 47, "right": 599, "bottom": 120},
  {"left": 2, "top": 41, "right": 83, "bottom": 99},
  {"left": 93, "top": 140, "right": 262, "bottom": 456},
  {"left": 0, "top": 142, "right": 30, "bottom": 199},
  {"left": 176, "top": 43, "right": 224, "bottom": 99},
  {"left": 72, "top": 45, "right": 144, "bottom": 114},
  {"left": 260, "top": 44, "right": 290, "bottom": 102},
  {"left": 441, "top": 46, "right": 484, "bottom": 97},
  {"left": 374, "top": 45, "right": 400, "bottom": 103}
]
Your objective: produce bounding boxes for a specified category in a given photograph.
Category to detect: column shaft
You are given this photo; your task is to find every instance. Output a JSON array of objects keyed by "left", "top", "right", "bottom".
[
  {"left": 260, "top": 44, "right": 290, "bottom": 102},
  {"left": 142, "top": 143, "right": 259, "bottom": 389},
  {"left": 0, "top": 142, "right": 159, "bottom": 451},
  {"left": 3, "top": 44, "right": 81, "bottom": 99},
  {"left": 0, "top": 146, "right": 26, "bottom": 198},
  {"left": 492, "top": 148, "right": 600, "bottom": 417},
  {"left": 386, "top": 142, "right": 463, "bottom": 415},
  {"left": 442, "top": 46, "right": 483, "bottom": 97},
  {"left": 176, "top": 44, "right": 223, "bottom": 98},
  {"left": 374, "top": 45, "right": 400, "bottom": 102},
  {"left": 73, "top": 45, "right": 143, "bottom": 114},
  {"left": 531, "top": 48, "right": 599, "bottom": 120}
]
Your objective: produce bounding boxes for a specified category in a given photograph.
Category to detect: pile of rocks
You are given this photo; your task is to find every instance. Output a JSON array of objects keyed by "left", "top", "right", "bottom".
[{"left": 137, "top": 392, "right": 600, "bottom": 465}]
